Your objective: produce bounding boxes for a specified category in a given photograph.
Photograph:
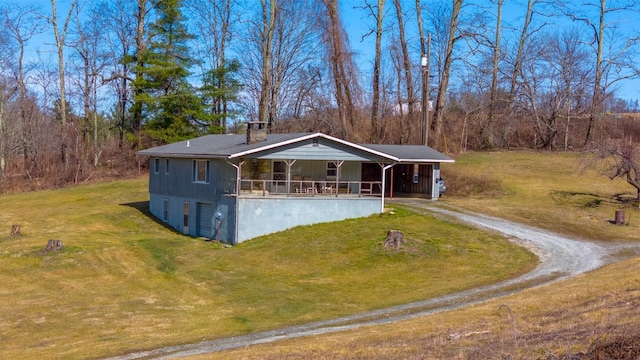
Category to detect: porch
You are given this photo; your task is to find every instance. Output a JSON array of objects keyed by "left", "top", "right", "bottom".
[{"left": 233, "top": 179, "right": 383, "bottom": 197}]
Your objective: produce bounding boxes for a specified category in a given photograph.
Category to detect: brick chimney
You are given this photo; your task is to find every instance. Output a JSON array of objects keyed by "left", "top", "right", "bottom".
[{"left": 246, "top": 121, "right": 267, "bottom": 144}]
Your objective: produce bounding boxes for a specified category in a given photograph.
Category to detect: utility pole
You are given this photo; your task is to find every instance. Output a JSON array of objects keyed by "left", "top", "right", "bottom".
[{"left": 421, "top": 33, "right": 431, "bottom": 146}]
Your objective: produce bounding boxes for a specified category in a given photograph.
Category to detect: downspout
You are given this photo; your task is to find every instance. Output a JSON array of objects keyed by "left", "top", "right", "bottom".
[
  {"left": 225, "top": 159, "right": 241, "bottom": 245},
  {"left": 380, "top": 162, "right": 397, "bottom": 213}
]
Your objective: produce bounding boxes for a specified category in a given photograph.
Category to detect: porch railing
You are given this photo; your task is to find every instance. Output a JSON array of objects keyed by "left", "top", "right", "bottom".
[{"left": 225, "top": 179, "right": 382, "bottom": 197}]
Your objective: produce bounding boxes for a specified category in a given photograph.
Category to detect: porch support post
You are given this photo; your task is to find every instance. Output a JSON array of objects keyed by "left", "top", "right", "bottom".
[
  {"left": 390, "top": 167, "right": 394, "bottom": 199},
  {"left": 431, "top": 162, "right": 440, "bottom": 199},
  {"left": 225, "top": 159, "right": 243, "bottom": 245},
  {"left": 380, "top": 162, "right": 396, "bottom": 213},
  {"left": 333, "top": 160, "right": 344, "bottom": 197},
  {"left": 284, "top": 159, "right": 296, "bottom": 195}
]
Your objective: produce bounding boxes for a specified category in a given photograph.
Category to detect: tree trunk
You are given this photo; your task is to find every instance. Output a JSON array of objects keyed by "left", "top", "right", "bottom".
[
  {"left": 505, "top": 0, "right": 534, "bottom": 147},
  {"left": 51, "top": 0, "right": 77, "bottom": 171},
  {"left": 393, "top": 0, "right": 415, "bottom": 144},
  {"left": 431, "top": 0, "right": 462, "bottom": 151},
  {"left": 0, "top": 90, "right": 4, "bottom": 177},
  {"left": 132, "top": 0, "right": 149, "bottom": 134},
  {"left": 323, "top": 0, "right": 356, "bottom": 140},
  {"left": 584, "top": 0, "right": 606, "bottom": 146},
  {"left": 485, "top": 0, "right": 503, "bottom": 149},
  {"left": 371, "top": 0, "right": 384, "bottom": 143},
  {"left": 258, "top": 0, "right": 277, "bottom": 130}
]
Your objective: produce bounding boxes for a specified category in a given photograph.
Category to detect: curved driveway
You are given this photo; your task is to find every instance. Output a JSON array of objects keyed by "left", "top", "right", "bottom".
[{"left": 106, "top": 200, "right": 637, "bottom": 360}]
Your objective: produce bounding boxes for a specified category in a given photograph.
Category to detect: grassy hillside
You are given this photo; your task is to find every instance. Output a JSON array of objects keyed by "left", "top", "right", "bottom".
[
  {"left": 443, "top": 151, "right": 640, "bottom": 242},
  {"left": 0, "top": 177, "right": 534, "bottom": 359},
  {"left": 211, "top": 151, "right": 640, "bottom": 359}
]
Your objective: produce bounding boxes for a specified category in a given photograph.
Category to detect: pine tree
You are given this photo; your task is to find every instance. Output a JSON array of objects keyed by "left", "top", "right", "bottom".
[
  {"left": 200, "top": 59, "right": 242, "bottom": 134},
  {"left": 133, "top": 0, "right": 202, "bottom": 144}
]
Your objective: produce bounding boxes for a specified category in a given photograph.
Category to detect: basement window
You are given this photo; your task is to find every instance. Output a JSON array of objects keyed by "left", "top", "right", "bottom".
[{"left": 163, "top": 199, "right": 169, "bottom": 222}]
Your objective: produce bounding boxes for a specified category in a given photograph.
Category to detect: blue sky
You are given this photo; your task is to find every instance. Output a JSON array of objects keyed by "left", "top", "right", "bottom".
[
  {"left": 342, "top": 0, "right": 640, "bottom": 101},
  {"left": 18, "top": 0, "right": 640, "bottom": 102}
]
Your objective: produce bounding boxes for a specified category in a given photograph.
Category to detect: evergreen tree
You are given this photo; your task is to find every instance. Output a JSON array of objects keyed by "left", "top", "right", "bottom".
[
  {"left": 133, "top": 0, "right": 202, "bottom": 144},
  {"left": 200, "top": 59, "right": 242, "bottom": 134}
]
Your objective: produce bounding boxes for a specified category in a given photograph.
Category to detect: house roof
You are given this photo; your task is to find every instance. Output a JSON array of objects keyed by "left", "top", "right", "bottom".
[
  {"left": 136, "top": 133, "right": 308, "bottom": 158},
  {"left": 136, "top": 132, "right": 454, "bottom": 163},
  {"left": 361, "top": 144, "right": 454, "bottom": 163}
]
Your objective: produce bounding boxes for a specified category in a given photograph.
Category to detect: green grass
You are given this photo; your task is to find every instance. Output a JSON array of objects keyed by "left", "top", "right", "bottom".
[
  {"left": 442, "top": 151, "right": 640, "bottom": 242},
  {"left": 209, "top": 151, "right": 640, "bottom": 359},
  {"left": 0, "top": 177, "right": 534, "bottom": 359}
]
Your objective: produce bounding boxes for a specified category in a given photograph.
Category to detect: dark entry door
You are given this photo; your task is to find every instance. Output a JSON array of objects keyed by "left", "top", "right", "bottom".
[
  {"left": 361, "top": 163, "right": 382, "bottom": 193},
  {"left": 391, "top": 164, "right": 433, "bottom": 195},
  {"left": 197, "top": 202, "right": 213, "bottom": 238}
]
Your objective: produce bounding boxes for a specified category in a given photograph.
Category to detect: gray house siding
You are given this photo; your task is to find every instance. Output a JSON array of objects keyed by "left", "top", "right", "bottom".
[
  {"left": 252, "top": 138, "right": 388, "bottom": 162},
  {"left": 275, "top": 160, "right": 361, "bottom": 181},
  {"left": 149, "top": 193, "right": 237, "bottom": 243},
  {"left": 236, "top": 197, "right": 379, "bottom": 243},
  {"left": 148, "top": 156, "right": 238, "bottom": 243},
  {"left": 148, "top": 157, "right": 237, "bottom": 201}
]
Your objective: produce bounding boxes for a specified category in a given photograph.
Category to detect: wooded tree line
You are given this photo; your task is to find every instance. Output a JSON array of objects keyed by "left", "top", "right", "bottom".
[{"left": 0, "top": 0, "right": 639, "bottom": 192}]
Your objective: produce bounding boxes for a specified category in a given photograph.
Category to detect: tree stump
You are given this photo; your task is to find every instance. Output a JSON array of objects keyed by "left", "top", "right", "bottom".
[
  {"left": 10, "top": 225, "right": 21, "bottom": 236},
  {"left": 44, "top": 239, "right": 64, "bottom": 252},
  {"left": 384, "top": 230, "right": 405, "bottom": 251}
]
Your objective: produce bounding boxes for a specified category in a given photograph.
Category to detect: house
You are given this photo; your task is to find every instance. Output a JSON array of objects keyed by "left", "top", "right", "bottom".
[{"left": 136, "top": 122, "right": 454, "bottom": 244}]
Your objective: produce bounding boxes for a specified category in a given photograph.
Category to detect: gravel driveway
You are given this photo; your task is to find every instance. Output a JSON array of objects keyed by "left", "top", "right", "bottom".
[{"left": 106, "top": 200, "right": 638, "bottom": 360}]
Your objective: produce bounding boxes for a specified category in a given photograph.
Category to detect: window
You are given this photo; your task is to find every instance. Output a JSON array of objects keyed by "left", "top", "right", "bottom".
[
  {"left": 326, "top": 162, "right": 337, "bottom": 178},
  {"left": 273, "top": 161, "right": 286, "bottom": 180},
  {"left": 165, "top": 159, "right": 169, "bottom": 174},
  {"left": 193, "top": 160, "right": 210, "bottom": 183},
  {"left": 154, "top": 158, "right": 160, "bottom": 174},
  {"left": 183, "top": 201, "right": 189, "bottom": 233},
  {"left": 163, "top": 199, "right": 169, "bottom": 222}
]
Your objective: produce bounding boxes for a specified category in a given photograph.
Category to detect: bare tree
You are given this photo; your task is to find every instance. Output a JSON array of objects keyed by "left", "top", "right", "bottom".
[
  {"left": 392, "top": 0, "right": 415, "bottom": 144},
  {"left": 186, "top": 0, "right": 236, "bottom": 132},
  {"left": 69, "top": 2, "right": 110, "bottom": 174},
  {"left": 430, "top": 0, "right": 463, "bottom": 150},
  {"left": 484, "top": 0, "right": 503, "bottom": 149},
  {"left": 504, "top": 0, "right": 542, "bottom": 148},
  {"left": 518, "top": 28, "right": 591, "bottom": 149},
  {"left": 257, "top": 0, "right": 277, "bottom": 130},
  {"left": 0, "top": 79, "right": 12, "bottom": 177},
  {"left": 321, "top": 0, "right": 361, "bottom": 140},
  {"left": 97, "top": 0, "right": 138, "bottom": 145},
  {"left": 0, "top": 16, "right": 7, "bottom": 176},
  {"left": 239, "top": 0, "right": 323, "bottom": 132},
  {"left": 362, "top": 0, "right": 385, "bottom": 143},
  {"left": 4, "top": 3, "right": 46, "bottom": 175},
  {"left": 50, "top": 0, "right": 77, "bottom": 170},
  {"left": 592, "top": 138, "right": 640, "bottom": 206},
  {"left": 558, "top": 0, "right": 640, "bottom": 145}
]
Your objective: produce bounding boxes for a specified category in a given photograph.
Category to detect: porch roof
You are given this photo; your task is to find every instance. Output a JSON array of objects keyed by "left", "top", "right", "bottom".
[
  {"left": 136, "top": 132, "right": 454, "bottom": 164},
  {"left": 362, "top": 144, "right": 454, "bottom": 163}
]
